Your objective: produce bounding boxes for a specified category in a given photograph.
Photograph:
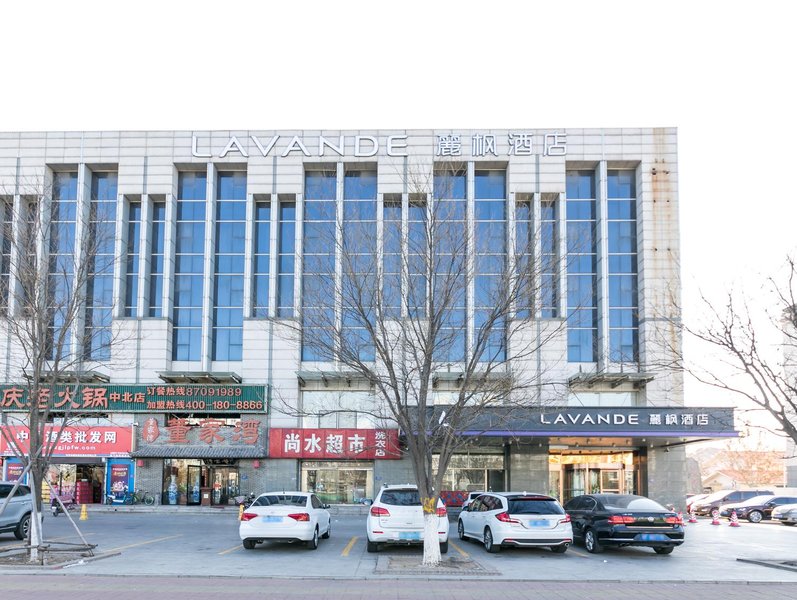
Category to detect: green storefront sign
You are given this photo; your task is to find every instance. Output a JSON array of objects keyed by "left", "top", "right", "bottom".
[{"left": 0, "top": 384, "right": 268, "bottom": 413}]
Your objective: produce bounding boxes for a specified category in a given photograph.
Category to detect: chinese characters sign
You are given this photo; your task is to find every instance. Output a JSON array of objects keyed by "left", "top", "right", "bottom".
[
  {"left": 269, "top": 428, "right": 400, "bottom": 460},
  {"left": 436, "top": 132, "right": 566, "bottom": 157},
  {"left": 0, "top": 426, "right": 132, "bottom": 457},
  {"left": 138, "top": 417, "right": 263, "bottom": 447},
  {"left": 0, "top": 384, "right": 267, "bottom": 413}
]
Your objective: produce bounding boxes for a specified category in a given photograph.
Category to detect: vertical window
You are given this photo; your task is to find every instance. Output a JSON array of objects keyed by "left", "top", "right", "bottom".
[
  {"left": 433, "top": 167, "right": 466, "bottom": 362},
  {"left": 276, "top": 201, "right": 296, "bottom": 317},
  {"left": 540, "top": 197, "right": 559, "bottom": 318},
  {"left": 148, "top": 201, "right": 166, "bottom": 316},
  {"left": 607, "top": 170, "right": 638, "bottom": 363},
  {"left": 474, "top": 170, "right": 506, "bottom": 362},
  {"left": 84, "top": 172, "right": 117, "bottom": 360},
  {"left": 0, "top": 198, "right": 12, "bottom": 312},
  {"left": 341, "top": 169, "right": 377, "bottom": 361},
  {"left": 301, "top": 171, "right": 336, "bottom": 360},
  {"left": 48, "top": 171, "right": 78, "bottom": 359},
  {"left": 253, "top": 200, "right": 270, "bottom": 317},
  {"left": 124, "top": 202, "right": 141, "bottom": 317},
  {"left": 382, "top": 194, "right": 402, "bottom": 318},
  {"left": 566, "top": 170, "right": 597, "bottom": 362},
  {"left": 212, "top": 172, "right": 246, "bottom": 361},
  {"left": 515, "top": 198, "right": 533, "bottom": 319},
  {"left": 407, "top": 195, "right": 427, "bottom": 318},
  {"left": 172, "top": 172, "right": 206, "bottom": 361}
]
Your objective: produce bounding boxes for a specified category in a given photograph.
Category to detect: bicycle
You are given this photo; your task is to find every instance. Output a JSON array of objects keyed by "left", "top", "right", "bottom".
[{"left": 107, "top": 487, "right": 155, "bottom": 506}]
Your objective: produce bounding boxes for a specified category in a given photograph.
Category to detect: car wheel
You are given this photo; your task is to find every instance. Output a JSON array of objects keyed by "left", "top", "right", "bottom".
[
  {"left": 440, "top": 540, "right": 448, "bottom": 554},
  {"left": 307, "top": 528, "right": 319, "bottom": 550},
  {"left": 584, "top": 529, "right": 603, "bottom": 554},
  {"left": 710, "top": 508, "right": 720, "bottom": 519},
  {"left": 550, "top": 544, "right": 568, "bottom": 554},
  {"left": 14, "top": 514, "right": 31, "bottom": 540},
  {"left": 242, "top": 539, "right": 256, "bottom": 550},
  {"left": 458, "top": 520, "right": 468, "bottom": 541},
  {"left": 321, "top": 521, "right": 331, "bottom": 539},
  {"left": 748, "top": 510, "right": 763, "bottom": 523},
  {"left": 654, "top": 546, "right": 674, "bottom": 555},
  {"left": 484, "top": 528, "right": 500, "bottom": 553},
  {"left": 366, "top": 540, "right": 380, "bottom": 552}
]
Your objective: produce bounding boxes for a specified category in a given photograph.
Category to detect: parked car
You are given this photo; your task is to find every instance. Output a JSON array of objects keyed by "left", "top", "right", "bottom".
[
  {"left": 239, "top": 491, "right": 331, "bottom": 550},
  {"left": 458, "top": 492, "right": 572, "bottom": 553},
  {"left": 366, "top": 484, "right": 449, "bottom": 553},
  {"left": 691, "top": 489, "right": 773, "bottom": 518},
  {"left": 460, "top": 491, "right": 486, "bottom": 511},
  {"left": 686, "top": 493, "right": 709, "bottom": 514},
  {"left": 0, "top": 481, "right": 32, "bottom": 540},
  {"left": 719, "top": 494, "right": 797, "bottom": 522},
  {"left": 564, "top": 493, "right": 684, "bottom": 555},
  {"left": 771, "top": 503, "right": 797, "bottom": 526}
]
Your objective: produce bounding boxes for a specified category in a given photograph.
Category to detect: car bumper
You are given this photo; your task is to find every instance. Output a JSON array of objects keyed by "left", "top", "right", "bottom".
[
  {"left": 597, "top": 527, "right": 684, "bottom": 547},
  {"left": 367, "top": 530, "right": 449, "bottom": 545},
  {"left": 239, "top": 521, "right": 315, "bottom": 542}
]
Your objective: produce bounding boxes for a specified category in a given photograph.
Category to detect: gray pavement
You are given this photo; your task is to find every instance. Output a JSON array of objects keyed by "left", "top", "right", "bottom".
[{"left": 2, "top": 507, "right": 797, "bottom": 599}]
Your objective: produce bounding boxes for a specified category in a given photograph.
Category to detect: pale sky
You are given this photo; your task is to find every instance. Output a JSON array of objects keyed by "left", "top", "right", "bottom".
[{"left": 2, "top": 1, "right": 794, "bottom": 444}]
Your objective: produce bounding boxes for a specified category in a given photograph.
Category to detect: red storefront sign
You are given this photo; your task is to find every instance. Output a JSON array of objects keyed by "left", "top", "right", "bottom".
[
  {"left": 0, "top": 426, "right": 132, "bottom": 457},
  {"left": 269, "top": 428, "right": 400, "bottom": 460}
]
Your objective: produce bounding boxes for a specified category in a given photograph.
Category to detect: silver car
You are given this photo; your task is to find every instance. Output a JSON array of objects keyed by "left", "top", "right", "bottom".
[
  {"left": 0, "top": 481, "right": 33, "bottom": 540},
  {"left": 771, "top": 502, "right": 797, "bottom": 526}
]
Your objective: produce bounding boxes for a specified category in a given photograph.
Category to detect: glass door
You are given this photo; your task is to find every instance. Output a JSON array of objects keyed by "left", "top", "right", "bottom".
[
  {"left": 187, "top": 466, "right": 202, "bottom": 505},
  {"left": 600, "top": 469, "right": 621, "bottom": 494}
]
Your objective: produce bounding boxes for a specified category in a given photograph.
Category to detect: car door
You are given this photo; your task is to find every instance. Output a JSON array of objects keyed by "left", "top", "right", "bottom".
[
  {"left": 462, "top": 497, "right": 482, "bottom": 538},
  {"left": 766, "top": 497, "right": 797, "bottom": 518},
  {"left": 565, "top": 497, "right": 589, "bottom": 539},
  {"left": 310, "top": 494, "right": 329, "bottom": 533}
]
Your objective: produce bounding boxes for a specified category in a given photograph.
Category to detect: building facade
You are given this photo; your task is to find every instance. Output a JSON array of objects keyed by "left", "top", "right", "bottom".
[{"left": 0, "top": 129, "right": 736, "bottom": 509}]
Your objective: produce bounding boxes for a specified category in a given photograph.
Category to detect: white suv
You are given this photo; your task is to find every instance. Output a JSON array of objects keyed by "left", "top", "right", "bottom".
[
  {"left": 366, "top": 484, "right": 449, "bottom": 553},
  {"left": 0, "top": 481, "right": 33, "bottom": 540},
  {"left": 458, "top": 492, "right": 572, "bottom": 553}
]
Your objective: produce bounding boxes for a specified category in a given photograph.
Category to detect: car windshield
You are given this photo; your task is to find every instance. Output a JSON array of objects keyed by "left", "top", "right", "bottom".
[
  {"left": 380, "top": 490, "right": 421, "bottom": 506},
  {"left": 508, "top": 498, "right": 564, "bottom": 515},
  {"left": 254, "top": 494, "right": 307, "bottom": 507},
  {"left": 600, "top": 495, "right": 666, "bottom": 511}
]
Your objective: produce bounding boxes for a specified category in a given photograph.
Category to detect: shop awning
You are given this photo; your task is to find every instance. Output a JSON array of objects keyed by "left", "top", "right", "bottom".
[
  {"left": 130, "top": 446, "right": 266, "bottom": 458},
  {"left": 158, "top": 371, "right": 242, "bottom": 384}
]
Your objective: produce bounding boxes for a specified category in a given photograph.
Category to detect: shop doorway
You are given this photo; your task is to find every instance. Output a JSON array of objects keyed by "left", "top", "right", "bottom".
[
  {"left": 550, "top": 451, "right": 636, "bottom": 504},
  {"left": 302, "top": 461, "right": 373, "bottom": 504}
]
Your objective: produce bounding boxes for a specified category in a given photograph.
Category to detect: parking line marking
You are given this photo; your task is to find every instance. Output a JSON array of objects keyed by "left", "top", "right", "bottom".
[
  {"left": 218, "top": 543, "right": 242, "bottom": 555},
  {"left": 341, "top": 536, "right": 358, "bottom": 556},
  {"left": 567, "top": 547, "right": 589, "bottom": 557},
  {"left": 105, "top": 533, "right": 183, "bottom": 552},
  {"left": 449, "top": 540, "right": 469, "bottom": 558}
]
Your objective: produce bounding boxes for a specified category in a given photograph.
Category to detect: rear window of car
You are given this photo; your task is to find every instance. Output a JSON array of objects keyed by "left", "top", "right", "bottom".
[
  {"left": 253, "top": 494, "right": 307, "bottom": 507},
  {"left": 600, "top": 496, "right": 666, "bottom": 511},
  {"left": 380, "top": 489, "right": 421, "bottom": 506},
  {"left": 508, "top": 498, "right": 564, "bottom": 515}
]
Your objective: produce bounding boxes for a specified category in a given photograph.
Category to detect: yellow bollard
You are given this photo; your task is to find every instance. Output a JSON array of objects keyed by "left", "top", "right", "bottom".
[
  {"left": 80, "top": 503, "right": 88, "bottom": 521},
  {"left": 238, "top": 503, "right": 244, "bottom": 521}
]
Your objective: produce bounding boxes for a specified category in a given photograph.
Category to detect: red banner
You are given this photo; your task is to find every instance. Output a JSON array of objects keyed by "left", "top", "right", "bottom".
[
  {"left": 269, "top": 428, "right": 400, "bottom": 459},
  {"left": 0, "top": 426, "right": 132, "bottom": 457}
]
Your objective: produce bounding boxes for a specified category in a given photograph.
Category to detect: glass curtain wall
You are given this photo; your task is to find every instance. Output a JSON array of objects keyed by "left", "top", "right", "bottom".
[
  {"left": 565, "top": 170, "right": 598, "bottom": 362},
  {"left": 48, "top": 171, "right": 78, "bottom": 359},
  {"left": 212, "top": 172, "right": 246, "bottom": 361},
  {"left": 173, "top": 172, "right": 206, "bottom": 361}
]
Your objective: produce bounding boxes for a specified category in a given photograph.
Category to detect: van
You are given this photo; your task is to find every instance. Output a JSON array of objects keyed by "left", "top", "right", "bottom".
[{"left": 692, "top": 488, "right": 773, "bottom": 518}]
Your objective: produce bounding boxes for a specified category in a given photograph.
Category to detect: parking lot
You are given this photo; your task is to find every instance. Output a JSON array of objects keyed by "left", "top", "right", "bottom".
[{"left": 2, "top": 509, "right": 797, "bottom": 582}]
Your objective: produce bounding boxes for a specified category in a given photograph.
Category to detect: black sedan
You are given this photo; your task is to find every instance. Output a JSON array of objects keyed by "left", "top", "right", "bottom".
[{"left": 564, "top": 494, "right": 684, "bottom": 555}]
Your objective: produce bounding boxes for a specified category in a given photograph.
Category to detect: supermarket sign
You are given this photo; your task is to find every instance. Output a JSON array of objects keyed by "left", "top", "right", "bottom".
[
  {"left": 0, "top": 384, "right": 267, "bottom": 413},
  {"left": 1, "top": 425, "right": 132, "bottom": 457},
  {"left": 269, "top": 428, "right": 401, "bottom": 460}
]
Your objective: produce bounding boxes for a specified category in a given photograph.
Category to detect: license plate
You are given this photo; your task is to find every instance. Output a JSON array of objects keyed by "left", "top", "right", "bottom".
[
  {"left": 398, "top": 532, "right": 421, "bottom": 540},
  {"left": 527, "top": 520, "right": 549, "bottom": 527},
  {"left": 262, "top": 516, "right": 282, "bottom": 523},
  {"left": 636, "top": 533, "right": 668, "bottom": 542}
]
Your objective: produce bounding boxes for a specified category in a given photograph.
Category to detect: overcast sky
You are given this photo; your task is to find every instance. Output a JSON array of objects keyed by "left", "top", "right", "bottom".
[{"left": 2, "top": 1, "right": 794, "bottom": 443}]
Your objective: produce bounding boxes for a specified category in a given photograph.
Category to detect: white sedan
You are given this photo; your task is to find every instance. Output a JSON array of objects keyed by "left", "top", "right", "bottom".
[
  {"left": 458, "top": 492, "right": 572, "bottom": 553},
  {"left": 772, "top": 502, "right": 797, "bottom": 526},
  {"left": 239, "top": 491, "right": 331, "bottom": 550}
]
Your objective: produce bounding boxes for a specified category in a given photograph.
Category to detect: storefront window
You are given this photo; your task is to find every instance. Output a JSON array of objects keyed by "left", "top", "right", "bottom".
[
  {"left": 162, "top": 459, "right": 240, "bottom": 506},
  {"left": 432, "top": 454, "right": 505, "bottom": 492},
  {"left": 302, "top": 461, "right": 373, "bottom": 504}
]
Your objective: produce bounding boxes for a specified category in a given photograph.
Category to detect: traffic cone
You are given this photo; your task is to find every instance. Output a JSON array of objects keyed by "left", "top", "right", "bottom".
[
  {"left": 729, "top": 510, "right": 741, "bottom": 527},
  {"left": 80, "top": 503, "right": 88, "bottom": 521},
  {"left": 677, "top": 511, "right": 684, "bottom": 524},
  {"left": 711, "top": 512, "right": 720, "bottom": 525},
  {"left": 688, "top": 509, "right": 698, "bottom": 523},
  {"left": 238, "top": 503, "right": 244, "bottom": 521}
]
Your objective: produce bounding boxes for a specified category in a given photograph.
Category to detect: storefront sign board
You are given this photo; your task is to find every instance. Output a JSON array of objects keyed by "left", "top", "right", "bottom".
[{"left": 269, "top": 428, "right": 400, "bottom": 459}]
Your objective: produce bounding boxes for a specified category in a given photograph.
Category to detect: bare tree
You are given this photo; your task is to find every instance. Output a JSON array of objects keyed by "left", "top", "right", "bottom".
[
  {"left": 684, "top": 256, "right": 797, "bottom": 449},
  {"left": 284, "top": 164, "right": 567, "bottom": 565},
  {"left": 0, "top": 173, "right": 119, "bottom": 560}
]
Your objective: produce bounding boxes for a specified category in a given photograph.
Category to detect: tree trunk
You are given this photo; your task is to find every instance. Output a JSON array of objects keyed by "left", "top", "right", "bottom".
[
  {"left": 28, "top": 472, "right": 41, "bottom": 562},
  {"left": 421, "top": 511, "right": 442, "bottom": 566}
]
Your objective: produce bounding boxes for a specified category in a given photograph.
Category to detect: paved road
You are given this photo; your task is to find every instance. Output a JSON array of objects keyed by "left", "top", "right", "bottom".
[
  {"left": 2, "top": 509, "right": 797, "bottom": 595},
  {"left": 1, "top": 575, "right": 796, "bottom": 600}
]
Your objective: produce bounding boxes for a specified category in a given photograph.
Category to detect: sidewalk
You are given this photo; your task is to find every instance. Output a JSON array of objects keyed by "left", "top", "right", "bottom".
[{"left": 83, "top": 502, "right": 371, "bottom": 516}]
